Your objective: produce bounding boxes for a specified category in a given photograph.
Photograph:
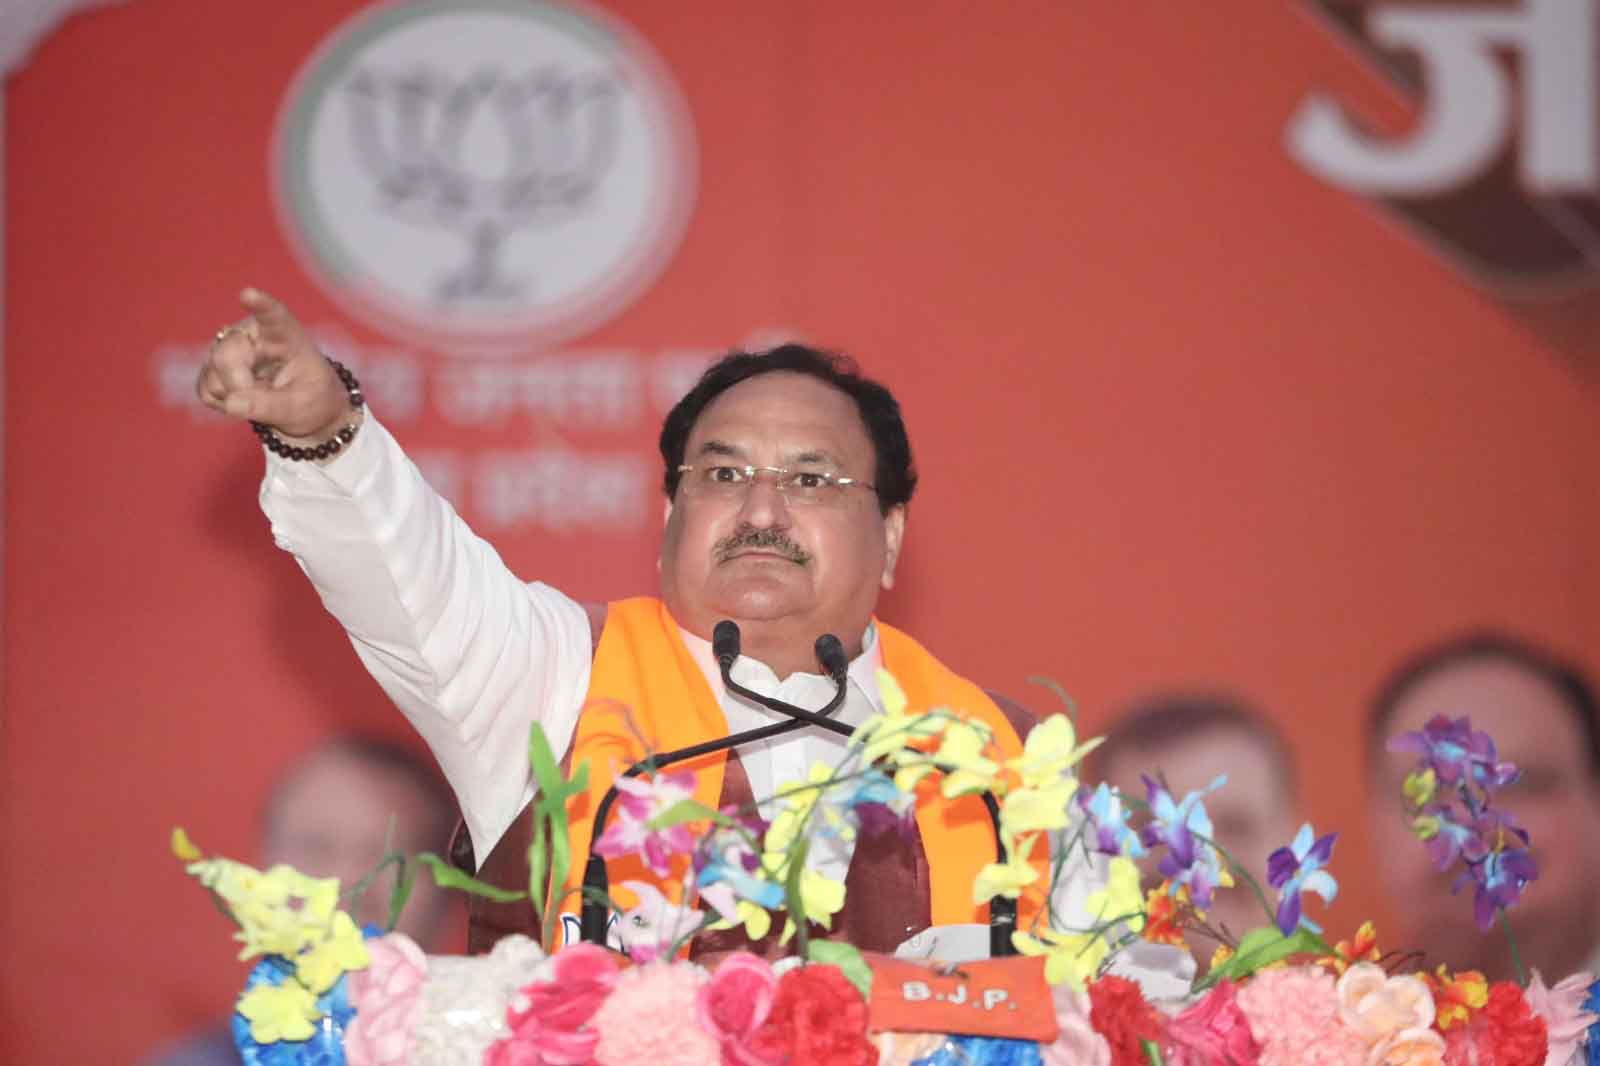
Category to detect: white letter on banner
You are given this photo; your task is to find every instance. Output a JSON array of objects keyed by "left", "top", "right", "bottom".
[
  {"left": 436, "top": 364, "right": 517, "bottom": 426},
  {"left": 1520, "top": 0, "right": 1597, "bottom": 193},
  {"left": 1287, "top": 2, "right": 1554, "bottom": 194}
]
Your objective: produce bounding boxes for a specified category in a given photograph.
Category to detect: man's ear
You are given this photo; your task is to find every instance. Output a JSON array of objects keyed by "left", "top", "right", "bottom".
[{"left": 880, "top": 505, "right": 906, "bottom": 590}]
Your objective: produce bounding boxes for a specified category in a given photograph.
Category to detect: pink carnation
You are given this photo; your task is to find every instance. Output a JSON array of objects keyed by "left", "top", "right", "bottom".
[
  {"left": 344, "top": 932, "right": 427, "bottom": 1066},
  {"left": 1167, "top": 980, "right": 1260, "bottom": 1065},
  {"left": 1524, "top": 970, "right": 1597, "bottom": 1066},
  {"left": 487, "top": 943, "right": 618, "bottom": 1066},
  {"left": 1042, "top": 983, "right": 1111, "bottom": 1066},
  {"left": 591, "top": 961, "right": 719, "bottom": 1066},
  {"left": 696, "top": 952, "right": 781, "bottom": 1066},
  {"left": 1236, "top": 966, "right": 1368, "bottom": 1066}
]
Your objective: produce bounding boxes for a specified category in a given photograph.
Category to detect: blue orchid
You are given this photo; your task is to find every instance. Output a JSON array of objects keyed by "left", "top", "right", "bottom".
[
  {"left": 1076, "top": 782, "right": 1146, "bottom": 859},
  {"left": 693, "top": 809, "right": 784, "bottom": 911},
  {"left": 839, "top": 768, "right": 918, "bottom": 840},
  {"left": 1266, "top": 822, "right": 1339, "bottom": 935}
]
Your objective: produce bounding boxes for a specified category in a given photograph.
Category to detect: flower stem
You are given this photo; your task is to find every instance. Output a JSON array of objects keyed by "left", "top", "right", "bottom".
[{"left": 1498, "top": 907, "right": 1527, "bottom": 987}]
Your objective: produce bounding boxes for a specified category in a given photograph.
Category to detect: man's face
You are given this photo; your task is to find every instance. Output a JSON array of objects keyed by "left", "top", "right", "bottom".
[
  {"left": 1370, "top": 658, "right": 1600, "bottom": 978},
  {"left": 659, "top": 372, "right": 904, "bottom": 660},
  {"left": 1100, "top": 727, "right": 1300, "bottom": 962},
  {"left": 264, "top": 751, "right": 454, "bottom": 948}
]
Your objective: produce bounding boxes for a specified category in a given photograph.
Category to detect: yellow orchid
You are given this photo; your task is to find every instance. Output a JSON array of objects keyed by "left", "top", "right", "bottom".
[
  {"left": 187, "top": 856, "right": 268, "bottom": 906},
  {"left": 856, "top": 670, "right": 949, "bottom": 767},
  {"left": 229, "top": 865, "right": 340, "bottom": 960},
  {"left": 1403, "top": 768, "right": 1437, "bottom": 809},
  {"left": 1084, "top": 856, "right": 1144, "bottom": 932},
  {"left": 170, "top": 827, "right": 204, "bottom": 862},
  {"left": 765, "top": 763, "right": 837, "bottom": 858},
  {"left": 999, "top": 780, "right": 1077, "bottom": 839},
  {"left": 780, "top": 868, "right": 847, "bottom": 944},
  {"left": 879, "top": 668, "right": 908, "bottom": 717},
  {"left": 1013, "top": 925, "right": 1110, "bottom": 989},
  {"left": 236, "top": 981, "right": 320, "bottom": 1043},
  {"left": 294, "top": 911, "right": 370, "bottom": 993},
  {"left": 934, "top": 720, "right": 1000, "bottom": 797},
  {"left": 707, "top": 898, "right": 774, "bottom": 942},
  {"left": 1005, "top": 714, "right": 1102, "bottom": 790},
  {"left": 973, "top": 838, "right": 1042, "bottom": 903}
]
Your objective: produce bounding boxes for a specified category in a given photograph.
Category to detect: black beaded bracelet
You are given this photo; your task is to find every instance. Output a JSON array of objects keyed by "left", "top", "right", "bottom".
[{"left": 251, "top": 357, "right": 365, "bottom": 461}]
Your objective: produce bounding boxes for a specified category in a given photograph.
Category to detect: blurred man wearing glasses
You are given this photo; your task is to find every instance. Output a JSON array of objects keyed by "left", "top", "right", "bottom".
[{"left": 197, "top": 290, "right": 1082, "bottom": 957}]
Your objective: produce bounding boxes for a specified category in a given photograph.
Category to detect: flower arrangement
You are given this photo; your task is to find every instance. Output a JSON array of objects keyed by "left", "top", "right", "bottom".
[{"left": 176, "top": 673, "right": 1600, "bottom": 1065}]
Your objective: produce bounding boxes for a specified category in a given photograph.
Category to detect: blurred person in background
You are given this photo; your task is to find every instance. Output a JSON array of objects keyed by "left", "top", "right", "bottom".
[
  {"left": 1367, "top": 631, "right": 1600, "bottom": 983},
  {"left": 1089, "top": 692, "right": 1303, "bottom": 970},
  {"left": 141, "top": 734, "right": 462, "bottom": 1066}
]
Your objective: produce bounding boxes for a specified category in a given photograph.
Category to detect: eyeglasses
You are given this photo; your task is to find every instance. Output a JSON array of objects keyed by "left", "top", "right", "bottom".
[{"left": 675, "top": 464, "right": 877, "bottom": 506}]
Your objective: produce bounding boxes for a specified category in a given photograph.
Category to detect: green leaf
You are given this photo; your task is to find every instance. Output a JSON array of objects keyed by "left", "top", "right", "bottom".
[
  {"left": 546, "top": 814, "right": 571, "bottom": 919},
  {"left": 646, "top": 799, "right": 724, "bottom": 830},
  {"left": 806, "top": 940, "right": 873, "bottom": 999},
  {"left": 782, "top": 839, "right": 809, "bottom": 953},
  {"left": 527, "top": 724, "right": 565, "bottom": 798},
  {"left": 1141, "top": 1037, "right": 1166, "bottom": 1066},
  {"left": 1025, "top": 675, "right": 1080, "bottom": 727},
  {"left": 386, "top": 859, "right": 417, "bottom": 932},
  {"left": 525, "top": 719, "right": 587, "bottom": 935},
  {"left": 415, "top": 852, "right": 527, "bottom": 903},
  {"left": 529, "top": 819, "right": 550, "bottom": 925},
  {"left": 1194, "top": 924, "right": 1332, "bottom": 992}
]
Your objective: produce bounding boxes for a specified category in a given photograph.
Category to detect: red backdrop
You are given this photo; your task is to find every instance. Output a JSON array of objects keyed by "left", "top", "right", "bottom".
[{"left": 4, "top": 1, "right": 1597, "bottom": 1061}]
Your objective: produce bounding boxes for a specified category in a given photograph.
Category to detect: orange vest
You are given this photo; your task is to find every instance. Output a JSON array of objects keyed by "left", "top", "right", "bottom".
[{"left": 556, "top": 596, "right": 1038, "bottom": 946}]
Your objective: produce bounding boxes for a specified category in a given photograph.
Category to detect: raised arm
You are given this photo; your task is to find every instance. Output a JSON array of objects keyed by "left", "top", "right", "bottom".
[{"left": 197, "top": 289, "right": 594, "bottom": 859}]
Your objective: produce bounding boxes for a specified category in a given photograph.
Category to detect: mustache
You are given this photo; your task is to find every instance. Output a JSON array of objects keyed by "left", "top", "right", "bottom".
[{"left": 715, "top": 525, "right": 811, "bottom": 565}]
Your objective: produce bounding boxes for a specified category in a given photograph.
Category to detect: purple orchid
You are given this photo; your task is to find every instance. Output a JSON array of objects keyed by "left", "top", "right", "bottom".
[
  {"left": 1266, "top": 823, "right": 1339, "bottom": 935},
  {"left": 1388, "top": 715, "right": 1520, "bottom": 795},
  {"left": 592, "top": 770, "right": 699, "bottom": 877},
  {"left": 1139, "top": 773, "right": 1228, "bottom": 909},
  {"left": 1462, "top": 846, "right": 1539, "bottom": 931},
  {"left": 1418, "top": 803, "right": 1529, "bottom": 872},
  {"left": 1391, "top": 714, "right": 1539, "bottom": 935}
]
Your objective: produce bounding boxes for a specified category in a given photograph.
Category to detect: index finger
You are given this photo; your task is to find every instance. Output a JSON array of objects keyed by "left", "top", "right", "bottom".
[{"left": 239, "top": 287, "right": 301, "bottom": 348}]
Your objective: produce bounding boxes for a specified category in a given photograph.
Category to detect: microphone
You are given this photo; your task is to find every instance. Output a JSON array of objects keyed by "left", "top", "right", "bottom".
[
  {"left": 713, "top": 619, "right": 741, "bottom": 671},
  {"left": 815, "top": 633, "right": 848, "bottom": 685}
]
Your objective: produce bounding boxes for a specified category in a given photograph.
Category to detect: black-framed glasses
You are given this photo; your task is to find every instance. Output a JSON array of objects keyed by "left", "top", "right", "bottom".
[{"left": 675, "top": 464, "right": 876, "bottom": 506}]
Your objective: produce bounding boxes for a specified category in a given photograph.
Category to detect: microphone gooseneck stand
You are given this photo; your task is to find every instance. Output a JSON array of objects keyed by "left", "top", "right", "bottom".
[
  {"left": 579, "top": 620, "right": 1017, "bottom": 957},
  {"left": 578, "top": 624, "right": 848, "bottom": 945}
]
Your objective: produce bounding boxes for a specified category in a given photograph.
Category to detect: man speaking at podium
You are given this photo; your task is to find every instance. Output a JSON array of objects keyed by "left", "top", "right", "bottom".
[{"left": 198, "top": 289, "right": 1077, "bottom": 958}]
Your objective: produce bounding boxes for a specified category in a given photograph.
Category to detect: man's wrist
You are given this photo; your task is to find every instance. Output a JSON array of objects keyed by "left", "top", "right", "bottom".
[{"left": 253, "top": 358, "right": 366, "bottom": 463}]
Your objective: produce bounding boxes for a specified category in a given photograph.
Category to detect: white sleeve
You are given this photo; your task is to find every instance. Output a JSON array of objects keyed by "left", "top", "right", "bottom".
[{"left": 258, "top": 412, "right": 594, "bottom": 863}]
